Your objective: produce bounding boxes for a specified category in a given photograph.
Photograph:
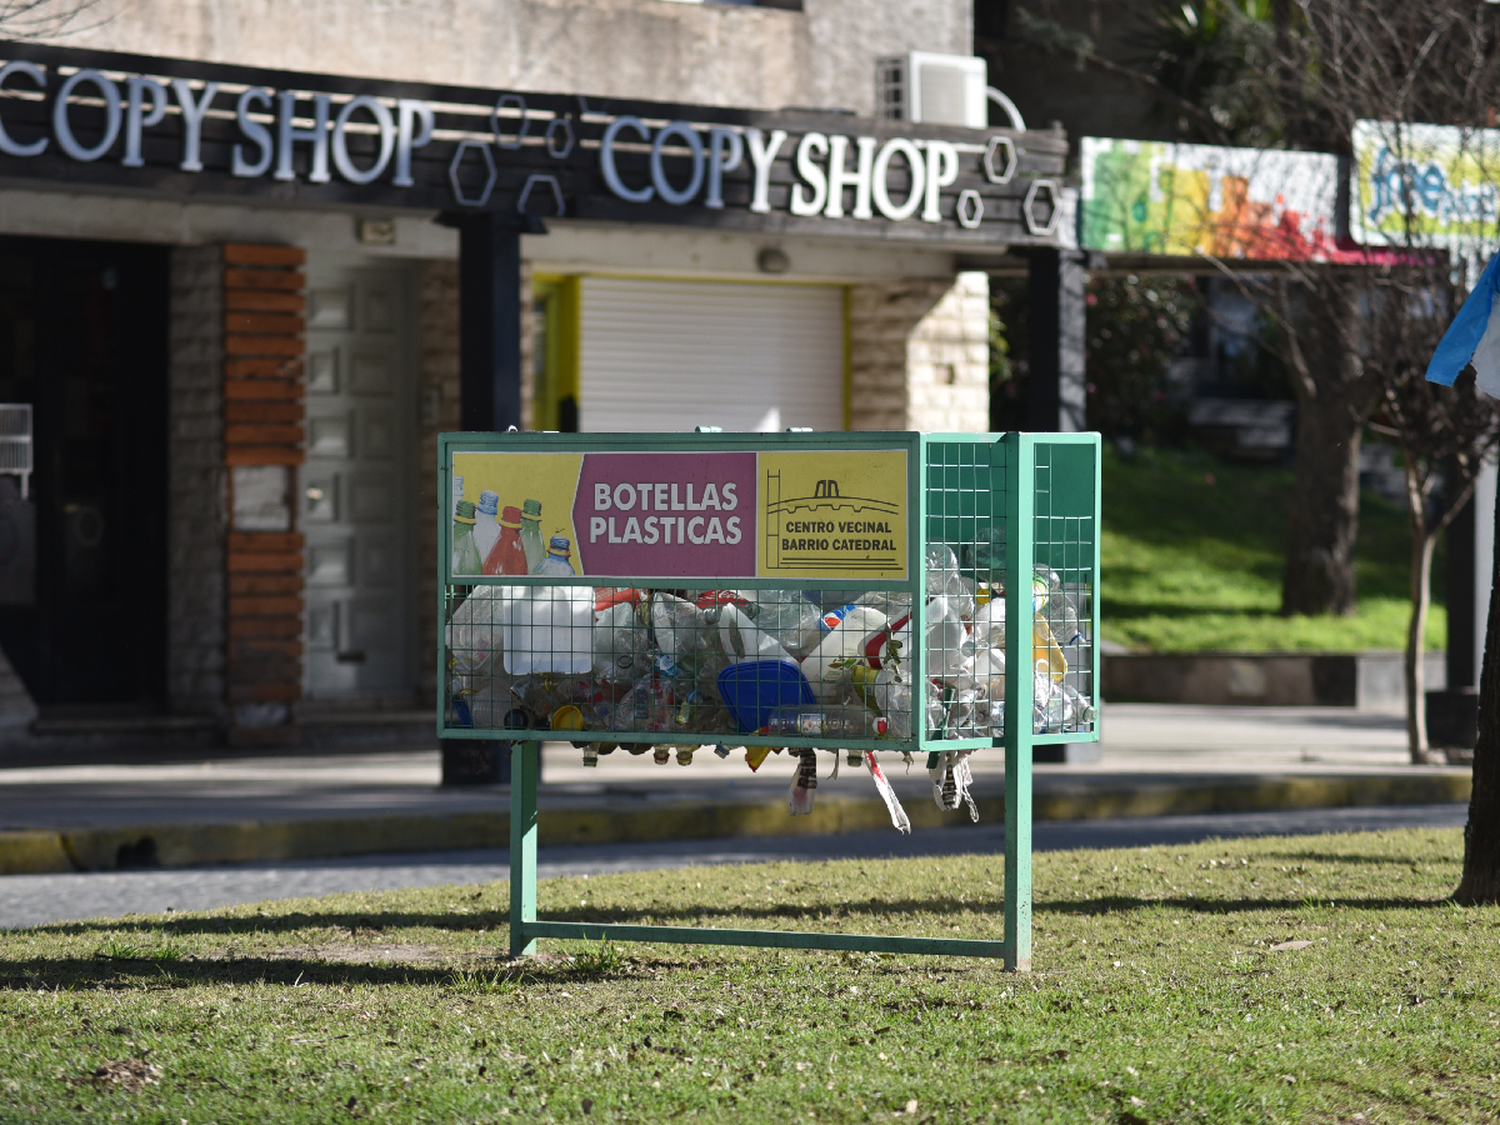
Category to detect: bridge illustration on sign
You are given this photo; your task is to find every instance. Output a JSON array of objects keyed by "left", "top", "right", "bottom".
[{"left": 763, "top": 471, "right": 902, "bottom": 573}]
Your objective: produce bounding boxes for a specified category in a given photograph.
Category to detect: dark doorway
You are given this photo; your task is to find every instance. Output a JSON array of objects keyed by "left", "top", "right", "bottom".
[{"left": 0, "top": 237, "right": 169, "bottom": 709}]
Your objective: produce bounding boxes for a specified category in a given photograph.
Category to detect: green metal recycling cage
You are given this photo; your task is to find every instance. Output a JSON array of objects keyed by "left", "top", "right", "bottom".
[{"left": 437, "top": 429, "right": 1101, "bottom": 971}]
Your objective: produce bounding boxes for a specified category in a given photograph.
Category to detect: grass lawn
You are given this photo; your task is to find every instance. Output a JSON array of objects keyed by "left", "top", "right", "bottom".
[
  {"left": 1101, "top": 446, "right": 1444, "bottom": 654},
  {"left": 1, "top": 829, "right": 1497, "bottom": 1123}
]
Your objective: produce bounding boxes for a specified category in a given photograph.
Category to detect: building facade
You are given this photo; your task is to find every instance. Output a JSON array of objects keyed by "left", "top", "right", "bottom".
[{"left": 0, "top": 0, "right": 1064, "bottom": 744}]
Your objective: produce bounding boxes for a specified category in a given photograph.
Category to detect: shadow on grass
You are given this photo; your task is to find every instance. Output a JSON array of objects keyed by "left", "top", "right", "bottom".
[
  {"left": 23, "top": 889, "right": 1457, "bottom": 945},
  {"left": 0, "top": 891, "right": 1463, "bottom": 991},
  {"left": 1256, "top": 849, "right": 1460, "bottom": 867},
  {"left": 0, "top": 954, "right": 641, "bottom": 992},
  {"left": 38, "top": 908, "right": 511, "bottom": 939}
]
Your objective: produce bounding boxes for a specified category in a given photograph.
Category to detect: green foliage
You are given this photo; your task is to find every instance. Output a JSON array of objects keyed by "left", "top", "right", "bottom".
[
  {"left": 1084, "top": 275, "right": 1197, "bottom": 442},
  {"left": 1146, "top": 1, "right": 1292, "bottom": 146},
  {"left": 0, "top": 831, "right": 1496, "bottom": 1122},
  {"left": 92, "top": 934, "right": 185, "bottom": 963},
  {"left": 990, "top": 277, "right": 1030, "bottom": 432},
  {"left": 1102, "top": 445, "right": 1445, "bottom": 652}
]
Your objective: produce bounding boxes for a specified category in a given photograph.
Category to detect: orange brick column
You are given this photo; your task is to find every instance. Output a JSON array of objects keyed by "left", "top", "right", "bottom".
[{"left": 223, "top": 244, "right": 306, "bottom": 745}]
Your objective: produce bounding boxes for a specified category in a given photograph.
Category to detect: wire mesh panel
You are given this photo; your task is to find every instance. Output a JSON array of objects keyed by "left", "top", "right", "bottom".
[
  {"left": 921, "top": 437, "right": 1005, "bottom": 747},
  {"left": 1031, "top": 439, "right": 1100, "bottom": 739},
  {"left": 444, "top": 583, "right": 919, "bottom": 758},
  {"left": 439, "top": 432, "right": 927, "bottom": 760}
]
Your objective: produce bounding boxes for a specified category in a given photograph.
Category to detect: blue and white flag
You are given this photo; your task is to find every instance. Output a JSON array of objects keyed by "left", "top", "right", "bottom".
[{"left": 1427, "top": 251, "right": 1500, "bottom": 397}]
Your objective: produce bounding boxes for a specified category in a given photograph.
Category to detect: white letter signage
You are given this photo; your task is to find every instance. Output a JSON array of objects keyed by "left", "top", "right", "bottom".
[
  {"left": 789, "top": 132, "right": 829, "bottom": 217},
  {"left": 650, "top": 120, "right": 704, "bottom": 206},
  {"left": 331, "top": 95, "right": 395, "bottom": 185},
  {"left": 601, "top": 115, "right": 653, "bottom": 203},
  {"left": 53, "top": 69, "right": 121, "bottom": 162},
  {"left": 0, "top": 60, "right": 47, "bottom": 157}
]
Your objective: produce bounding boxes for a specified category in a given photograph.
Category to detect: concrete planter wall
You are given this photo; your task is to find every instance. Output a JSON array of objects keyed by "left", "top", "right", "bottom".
[{"left": 1101, "top": 651, "right": 1445, "bottom": 711}]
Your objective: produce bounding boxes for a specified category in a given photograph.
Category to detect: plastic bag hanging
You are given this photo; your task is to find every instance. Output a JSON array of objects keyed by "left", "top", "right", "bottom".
[
  {"left": 929, "top": 750, "right": 979, "bottom": 822},
  {"left": 788, "top": 748, "right": 818, "bottom": 816},
  {"left": 864, "top": 750, "right": 912, "bottom": 834}
]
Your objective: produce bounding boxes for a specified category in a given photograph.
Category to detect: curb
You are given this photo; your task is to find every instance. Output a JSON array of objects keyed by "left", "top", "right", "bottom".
[{"left": 0, "top": 772, "right": 1472, "bottom": 876}]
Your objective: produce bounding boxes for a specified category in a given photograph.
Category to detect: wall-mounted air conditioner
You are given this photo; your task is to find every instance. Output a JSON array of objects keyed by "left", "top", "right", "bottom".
[{"left": 876, "top": 52, "right": 1026, "bottom": 132}]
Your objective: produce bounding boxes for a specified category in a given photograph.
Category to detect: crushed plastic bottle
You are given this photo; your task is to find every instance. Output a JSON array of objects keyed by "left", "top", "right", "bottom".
[
  {"left": 926, "top": 680, "right": 953, "bottom": 738},
  {"left": 871, "top": 666, "right": 914, "bottom": 740},
  {"left": 924, "top": 595, "right": 971, "bottom": 678},
  {"left": 593, "top": 599, "right": 650, "bottom": 682},
  {"left": 446, "top": 584, "right": 504, "bottom": 676},
  {"left": 617, "top": 675, "right": 671, "bottom": 733},
  {"left": 745, "top": 589, "right": 825, "bottom": 659},
  {"left": 926, "top": 544, "right": 976, "bottom": 621},
  {"left": 651, "top": 593, "right": 712, "bottom": 672},
  {"left": 758, "top": 706, "right": 888, "bottom": 738},
  {"left": 971, "top": 597, "right": 1005, "bottom": 650}
]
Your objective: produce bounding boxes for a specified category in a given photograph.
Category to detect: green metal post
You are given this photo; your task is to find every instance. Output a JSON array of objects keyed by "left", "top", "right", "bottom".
[
  {"left": 509, "top": 740, "right": 539, "bottom": 956},
  {"left": 1003, "top": 432, "right": 1035, "bottom": 972}
]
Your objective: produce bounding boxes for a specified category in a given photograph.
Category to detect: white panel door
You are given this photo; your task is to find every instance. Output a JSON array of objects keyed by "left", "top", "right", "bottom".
[
  {"left": 578, "top": 278, "right": 844, "bottom": 433},
  {"left": 300, "top": 265, "right": 418, "bottom": 699}
]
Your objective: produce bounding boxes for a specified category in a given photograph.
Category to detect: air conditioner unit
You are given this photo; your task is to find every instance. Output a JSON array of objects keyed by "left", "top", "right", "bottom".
[{"left": 877, "top": 52, "right": 989, "bottom": 128}]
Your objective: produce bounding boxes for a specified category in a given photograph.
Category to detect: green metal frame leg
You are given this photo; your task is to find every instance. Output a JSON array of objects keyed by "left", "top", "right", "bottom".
[
  {"left": 509, "top": 740, "right": 539, "bottom": 956},
  {"left": 1004, "top": 737, "right": 1033, "bottom": 971},
  {"left": 1003, "top": 431, "right": 1035, "bottom": 973}
]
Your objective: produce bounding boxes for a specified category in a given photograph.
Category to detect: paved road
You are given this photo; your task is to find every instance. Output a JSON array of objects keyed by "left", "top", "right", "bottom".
[{"left": 0, "top": 803, "right": 1468, "bottom": 930}]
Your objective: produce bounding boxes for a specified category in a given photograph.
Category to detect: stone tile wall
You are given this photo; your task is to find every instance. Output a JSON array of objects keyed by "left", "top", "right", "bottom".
[
  {"left": 848, "top": 271, "right": 990, "bottom": 433},
  {"left": 166, "top": 244, "right": 228, "bottom": 716}
]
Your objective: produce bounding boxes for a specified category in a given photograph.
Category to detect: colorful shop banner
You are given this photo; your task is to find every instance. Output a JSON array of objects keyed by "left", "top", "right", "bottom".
[
  {"left": 1080, "top": 137, "right": 1347, "bottom": 261},
  {"left": 450, "top": 448, "right": 908, "bottom": 581},
  {"left": 1351, "top": 120, "right": 1500, "bottom": 248}
]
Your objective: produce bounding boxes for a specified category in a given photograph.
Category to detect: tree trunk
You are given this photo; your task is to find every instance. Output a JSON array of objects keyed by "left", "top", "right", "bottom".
[
  {"left": 1455, "top": 476, "right": 1500, "bottom": 903},
  {"left": 1280, "top": 276, "right": 1376, "bottom": 618},
  {"left": 1283, "top": 389, "right": 1364, "bottom": 615},
  {"left": 1406, "top": 525, "right": 1435, "bottom": 764}
]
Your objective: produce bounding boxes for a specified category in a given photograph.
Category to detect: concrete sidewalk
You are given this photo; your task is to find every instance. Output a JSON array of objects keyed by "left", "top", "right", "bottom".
[{"left": 0, "top": 704, "right": 1472, "bottom": 875}]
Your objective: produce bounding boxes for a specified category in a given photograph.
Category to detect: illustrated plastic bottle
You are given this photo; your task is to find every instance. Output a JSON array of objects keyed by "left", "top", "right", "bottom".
[
  {"left": 532, "top": 534, "right": 577, "bottom": 577},
  {"left": 520, "top": 499, "right": 545, "bottom": 573},
  {"left": 451, "top": 499, "right": 484, "bottom": 576},
  {"left": 452, "top": 475, "right": 464, "bottom": 521},
  {"left": 758, "top": 706, "right": 889, "bottom": 738},
  {"left": 482, "top": 506, "right": 529, "bottom": 576},
  {"left": 472, "top": 490, "right": 501, "bottom": 561}
]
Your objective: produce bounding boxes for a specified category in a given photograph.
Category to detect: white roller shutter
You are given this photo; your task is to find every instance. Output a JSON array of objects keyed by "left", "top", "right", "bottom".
[{"left": 578, "top": 278, "right": 845, "bottom": 433}]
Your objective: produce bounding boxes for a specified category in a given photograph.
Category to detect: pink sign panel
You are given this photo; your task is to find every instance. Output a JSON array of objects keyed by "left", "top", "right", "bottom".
[{"left": 573, "top": 452, "right": 757, "bottom": 578}]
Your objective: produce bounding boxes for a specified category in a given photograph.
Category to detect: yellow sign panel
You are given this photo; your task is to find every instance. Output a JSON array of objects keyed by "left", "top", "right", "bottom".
[{"left": 756, "top": 449, "right": 908, "bottom": 580}]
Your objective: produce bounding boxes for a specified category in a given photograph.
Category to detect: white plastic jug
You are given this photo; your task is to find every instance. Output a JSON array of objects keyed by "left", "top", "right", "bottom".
[
  {"left": 802, "top": 605, "right": 887, "bottom": 703},
  {"left": 502, "top": 584, "right": 593, "bottom": 676},
  {"left": 716, "top": 603, "right": 791, "bottom": 664}
]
